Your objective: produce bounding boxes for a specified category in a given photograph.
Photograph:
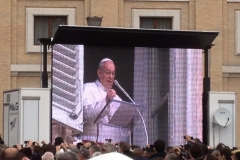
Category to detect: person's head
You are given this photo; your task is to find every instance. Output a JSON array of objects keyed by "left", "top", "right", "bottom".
[
  {"left": 57, "top": 151, "right": 79, "bottom": 160},
  {"left": 189, "top": 142, "right": 204, "bottom": 160},
  {"left": 202, "top": 144, "right": 209, "bottom": 156},
  {"left": 21, "top": 147, "right": 32, "bottom": 159},
  {"left": 132, "top": 148, "right": 143, "bottom": 157},
  {"left": 0, "top": 147, "right": 24, "bottom": 160},
  {"left": 118, "top": 142, "right": 131, "bottom": 153},
  {"left": 97, "top": 58, "right": 116, "bottom": 90},
  {"left": 68, "top": 144, "right": 77, "bottom": 151},
  {"left": 219, "top": 147, "right": 231, "bottom": 160},
  {"left": 89, "top": 145, "right": 102, "bottom": 158},
  {"left": 54, "top": 137, "right": 64, "bottom": 146},
  {"left": 31, "top": 153, "right": 42, "bottom": 160},
  {"left": 193, "top": 138, "right": 202, "bottom": 143},
  {"left": 0, "top": 144, "right": 7, "bottom": 157},
  {"left": 212, "top": 150, "right": 221, "bottom": 160},
  {"left": 154, "top": 140, "right": 166, "bottom": 152},
  {"left": 143, "top": 147, "right": 155, "bottom": 158},
  {"left": 165, "top": 153, "right": 179, "bottom": 160},
  {"left": 92, "top": 151, "right": 102, "bottom": 158},
  {"left": 101, "top": 143, "right": 117, "bottom": 153},
  {"left": 216, "top": 143, "right": 225, "bottom": 151},
  {"left": 33, "top": 145, "right": 43, "bottom": 154},
  {"left": 42, "top": 144, "right": 56, "bottom": 155},
  {"left": 235, "top": 152, "right": 240, "bottom": 160},
  {"left": 72, "top": 148, "right": 90, "bottom": 160},
  {"left": 42, "top": 152, "right": 54, "bottom": 160},
  {"left": 204, "top": 154, "right": 218, "bottom": 160},
  {"left": 231, "top": 149, "right": 240, "bottom": 160}
]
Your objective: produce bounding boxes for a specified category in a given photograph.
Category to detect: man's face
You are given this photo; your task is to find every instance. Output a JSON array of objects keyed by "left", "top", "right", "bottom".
[{"left": 97, "top": 61, "right": 116, "bottom": 90}]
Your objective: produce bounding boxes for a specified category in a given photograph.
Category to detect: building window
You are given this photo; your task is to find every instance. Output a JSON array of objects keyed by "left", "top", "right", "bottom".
[
  {"left": 26, "top": 8, "right": 75, "bottom": 53},
  {"left": 235, "top": 11, "right": 240, "bottom": 55},
  {"left": 140, "top": 17, "right": 172, "bottom": 29},
  {"left": 34, "top": 16, "right": 67, "bottom": 45},
  {"left": 132, "top": 9, "right": 180, "bottom": 30}
]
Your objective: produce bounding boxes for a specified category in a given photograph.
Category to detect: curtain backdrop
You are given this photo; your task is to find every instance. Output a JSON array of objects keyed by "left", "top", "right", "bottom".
[{"left": 133, "top": 48, "right": 203, "bottom": 146}]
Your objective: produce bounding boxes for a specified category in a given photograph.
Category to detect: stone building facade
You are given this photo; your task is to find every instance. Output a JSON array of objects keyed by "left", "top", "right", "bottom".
[{"left": 0, "top": 0, "right": 240, "bottom": 146}]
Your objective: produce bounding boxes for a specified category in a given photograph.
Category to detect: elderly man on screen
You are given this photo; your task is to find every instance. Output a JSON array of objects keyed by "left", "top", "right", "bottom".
[{"left": 80, "top": 58, "right": 122, "bottom": 142}]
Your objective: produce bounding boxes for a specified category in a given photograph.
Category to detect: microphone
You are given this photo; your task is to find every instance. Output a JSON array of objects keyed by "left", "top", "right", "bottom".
[{"left": 114, "top": 80, "right": 135, "bottom": 104}]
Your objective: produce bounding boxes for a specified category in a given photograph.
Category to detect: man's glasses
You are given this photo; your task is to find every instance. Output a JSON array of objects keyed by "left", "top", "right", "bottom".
[{"left": 99, "top": 69, "right": 116, "bottom": 77}]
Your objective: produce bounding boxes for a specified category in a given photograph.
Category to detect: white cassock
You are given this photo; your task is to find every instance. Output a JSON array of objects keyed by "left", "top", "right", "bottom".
[{"left": 80, "top": 79, "right": 121, "bottom": 142}]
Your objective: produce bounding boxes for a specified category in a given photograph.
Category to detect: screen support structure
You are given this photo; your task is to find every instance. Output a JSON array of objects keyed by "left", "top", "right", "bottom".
[
  {"left": 38, "top": 38, "right": 51, "bottom": 88},
  {"left": 202, "top": 46, "right": 211, "bottom": 145}
]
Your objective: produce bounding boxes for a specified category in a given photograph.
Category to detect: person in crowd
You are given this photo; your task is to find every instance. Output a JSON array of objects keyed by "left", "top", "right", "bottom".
[
  {"left": 89, "top": 145, "right": 102, "bottom": 158},
  {"left": 118, "top": 142, "right": 136, "bottom": 159},
  {"left": 72, "top": 148, "right": 90, "bottom": 160},
  {"left": 21, "top": 147, "right": 32, "bottom": 159},
  {"left": 80, "top": 58, "right": 122, "bottom": 142},
  {"left": 33, "top": 145, "right": 43, "bottom": 155},
  {"left": 57, "top": 151, "right": 79, "bottom": 160},
  {"left": 235, "top": 152, "right": 240, "bottom": 160},
  {"left": 149, "top": 140, "right": 166, "bottom": 159},
  {"left": 131, "top": 145, "right": 141, "bottom": 150},
  {"left": 31, "top": 153, "right": 42, "bottom": 160},
  {"left": 55, "top": 142, "right": 72, "bottom": 159},
  {"left": 143, "top": 147, "right": 155, "bottom": 159},
  {"left": 42, "top": 152, "right": 54, "bottom": 160},
  {"left": 54, "top": 137, "right": 64, "bottom": 146},
  {"left": 231, "top": 149, "right": 240, "bottom": 160},
  {"left": 219, "top": 147, "right": 231, "bottom": 160},
  {"left": 42, "top": 144, "right": 56, "bottom": 155},
  {"left": 189, "top": 142, "right": 204, "bottom": 160},
  {"left": 133, "top": 147, "right": 143, "bottom": 157},
  {"left": 204, "top": 154, "right": 218, "bottom": 160},
  {"left": 133, "top": 147, "right": 149, "bottom": 160},
  {"left": 101, "top": 142, "right": 117, "bottom": 153},
  {"left": 216, "top": 143, "right": 225, "bottom": 151},
  {"left": 212, "top": 150, "right": 221, "bottom": 160},
  {"left": 165, "top": 153, "right": 179, "bottom": 160},
  {"left": 0, "top": 147, "right": 24, "bottom": 160},
  {"left": 0, "top": 143, "right": 7, "bottom": 157}
]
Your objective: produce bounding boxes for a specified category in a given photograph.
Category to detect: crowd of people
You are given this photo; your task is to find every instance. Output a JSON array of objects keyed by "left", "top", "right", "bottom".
[{"left": 0, "top": 135, "right": 240, "bottom": 160}]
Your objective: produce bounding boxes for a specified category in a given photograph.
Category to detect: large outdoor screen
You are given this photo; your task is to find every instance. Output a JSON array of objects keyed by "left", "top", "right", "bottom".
[{"left": 51, "top": 44, "right": 203, "bottom": 147}]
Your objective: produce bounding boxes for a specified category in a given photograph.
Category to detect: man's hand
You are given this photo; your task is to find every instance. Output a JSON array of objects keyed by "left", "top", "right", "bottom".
[
  {"left": 56, "top": 145, "right": 61, "bottom": 152},
  {"left": 84, "top": 141, "right": 92, "bottom": 149},
  {"left": 41, "top": 140, "right": 46, "bottom": 145},
  {"left": 16, "top": 144, "right": 22, "bottom": 150},
  {"left": 184, "top": 135, "right": 193, "bottom": 141},
  {"left": 106, "top": 89, "right": 116, "bottom": 102},
  {"left": 26, "top": 140, "right": 32, "bottom": 148},
  {"left": 61, "top": 142, "right": 69, "bottom": 152}
]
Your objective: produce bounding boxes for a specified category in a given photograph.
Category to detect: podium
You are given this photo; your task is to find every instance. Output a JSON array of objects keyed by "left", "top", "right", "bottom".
[{"left": 94, "top": 99, "right": 145, "bottom": 143}]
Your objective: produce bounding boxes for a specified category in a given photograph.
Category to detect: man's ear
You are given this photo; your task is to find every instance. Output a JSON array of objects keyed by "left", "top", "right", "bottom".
[{"left": 97, "top": 69, "right": 101, "bottom": 78}]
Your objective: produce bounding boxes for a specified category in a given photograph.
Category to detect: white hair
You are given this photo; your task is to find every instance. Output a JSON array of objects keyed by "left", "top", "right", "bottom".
[
  {"left": 42, "top": 152, "right": 54, "bottom": 160},
  {"left": 92, "top": 151, "right": 102, "bottom": 158},
  {"left": 98, "top": 58, "right": 113, "bottom": 69}
]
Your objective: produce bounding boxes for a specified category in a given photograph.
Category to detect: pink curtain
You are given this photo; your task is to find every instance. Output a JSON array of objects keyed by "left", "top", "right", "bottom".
[
  {"left": 133, "top": 48, "right": 203, "bottom": 146},
  {"left": 169, "top": 48, "right": 203, "bottom": 146}
]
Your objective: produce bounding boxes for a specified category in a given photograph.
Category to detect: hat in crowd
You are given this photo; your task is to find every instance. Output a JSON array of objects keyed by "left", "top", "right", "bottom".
[
  {"left": 73, "top": 148, "right": 90, "bottom": 159},
  {"left": 232, "top": 149, "right": 240, "bottom": 154}
]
